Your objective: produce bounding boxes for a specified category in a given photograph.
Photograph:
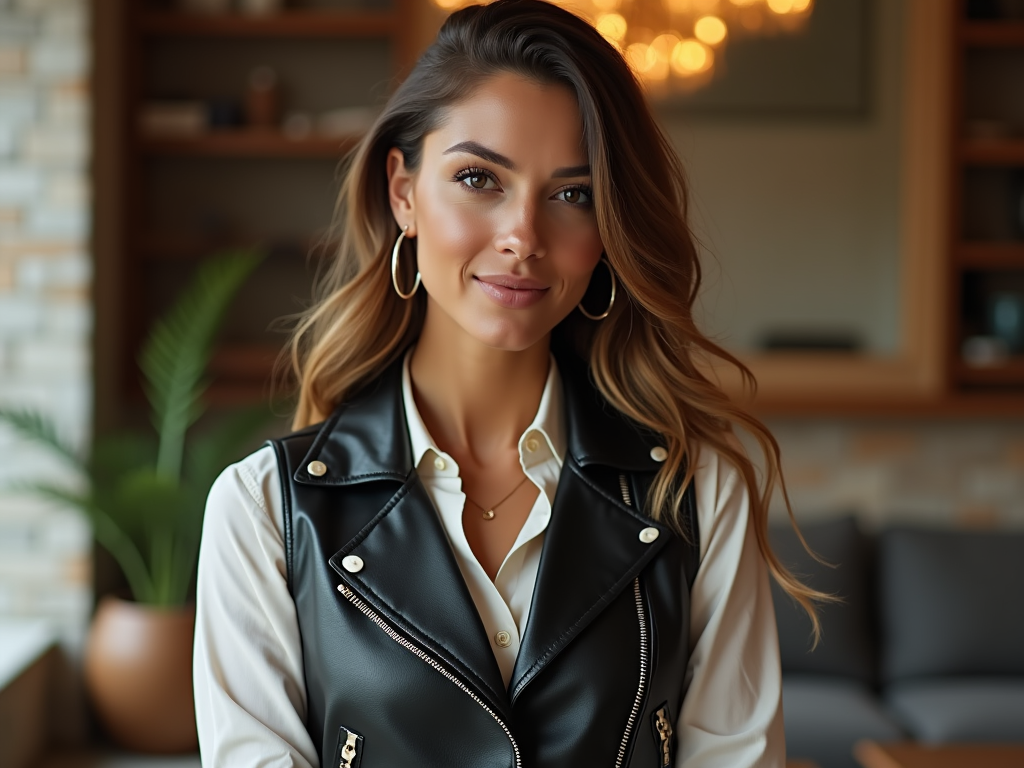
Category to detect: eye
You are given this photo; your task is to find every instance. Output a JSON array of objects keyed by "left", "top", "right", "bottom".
[
  {"left": 555, "top": 186, "right": 593, "bottom": 207},
  {"left": 453, "top": 167, "right": 499, "bottom": 191}
]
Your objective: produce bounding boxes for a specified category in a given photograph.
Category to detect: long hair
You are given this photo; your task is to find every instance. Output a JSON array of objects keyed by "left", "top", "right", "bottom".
[{"left": 285, "top": 0, "right": 826, "bottom": 631}]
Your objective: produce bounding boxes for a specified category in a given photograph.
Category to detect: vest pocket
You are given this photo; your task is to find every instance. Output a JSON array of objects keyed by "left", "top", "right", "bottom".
[
  {"left": 333, "top": 725, "right": 364, "bottom": 768},
  {"left": 650, "top": 702, "right": 675, "bottom": 768}
]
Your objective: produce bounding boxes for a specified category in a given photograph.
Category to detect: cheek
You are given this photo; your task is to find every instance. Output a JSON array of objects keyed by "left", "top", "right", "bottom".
[{"left": 414, "top": 185, "right": 491, "bottom": 277}]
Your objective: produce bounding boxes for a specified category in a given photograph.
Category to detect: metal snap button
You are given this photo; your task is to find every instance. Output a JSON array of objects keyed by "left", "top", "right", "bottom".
[
  {"left": 639, "top": 527, "right": 660, "bottom": 544},
  {"left": 341, "top": 555, "right": 364, "bottom": 573},
  {"left": 494, "top": 630, "right": 512, "bottom": 647},
  {"left": 307, "top": 460, "right": 327, "bottom": 476},
  {"left": 649, "top": 446, "right": 668, "bottom": 462}
]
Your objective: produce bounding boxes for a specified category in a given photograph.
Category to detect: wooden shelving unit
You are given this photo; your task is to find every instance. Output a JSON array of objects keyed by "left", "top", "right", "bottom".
[
  {"left": 140, "top": 9, "right": 400, "bottom": 38},
  {"left": 139, "top": 130, "right": 361, "bottom": 158},
  {"left": 949, "top": 1, "right": 1024, "bottom": 396},
  {"left": 113, "top": 2, "right": 413, "bottom": 405}
]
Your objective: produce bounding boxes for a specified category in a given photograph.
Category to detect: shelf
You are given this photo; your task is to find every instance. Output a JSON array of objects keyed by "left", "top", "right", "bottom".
[
  {"left": 961, "top": 138, "right": 1024, "bottom": 165},
  {"left": 957, "top": 242, "right": 1024, "bottom": 268},
  {"left": 209, "top": 342, "right": 282, "bottom": 380},
  {"left": 962, "top": 21, "right": 1024, "bottom": 46},
  {"left": 140, "top": 10, "right": 399, "bottom": 38},
  {"left": 138, "top": 232, "right": 326, "bottom": 260},
  {"left": 139, "top": 129, "right": 361, "bottom": 158},
  {"left": 955, "top": 358, "right": 1024, "bottom": 387}
]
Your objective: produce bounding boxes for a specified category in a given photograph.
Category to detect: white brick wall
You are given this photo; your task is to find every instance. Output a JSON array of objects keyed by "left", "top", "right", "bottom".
[{"left": 0, "top": 0, "right": 92, "bottom": 653}]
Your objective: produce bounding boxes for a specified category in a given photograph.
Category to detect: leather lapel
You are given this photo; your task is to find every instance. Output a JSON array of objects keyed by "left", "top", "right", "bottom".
[
  {"left": 509, "top": 458, "right": 668, "bottom": 702},
  {"left": 296, "top": 356, "right": 508, "bottom": 714},
  {"left": 328, "top": 475, "right": 509, "bottom": 715}
]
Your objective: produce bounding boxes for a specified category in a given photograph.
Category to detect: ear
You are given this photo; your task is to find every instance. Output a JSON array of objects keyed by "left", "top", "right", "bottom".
[{"left": 386, "top": 147, "right": 417, "bottom": 236}]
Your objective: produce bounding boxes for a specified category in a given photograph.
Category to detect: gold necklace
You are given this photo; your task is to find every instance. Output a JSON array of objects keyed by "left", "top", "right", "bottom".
[{"left": 463, "top": 475, "right": 530, "bottom": 521}]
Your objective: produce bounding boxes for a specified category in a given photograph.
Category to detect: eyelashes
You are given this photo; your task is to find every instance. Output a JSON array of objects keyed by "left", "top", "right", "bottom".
[{"left": 451, "top": 166, "right": 594, "bottom": 208}]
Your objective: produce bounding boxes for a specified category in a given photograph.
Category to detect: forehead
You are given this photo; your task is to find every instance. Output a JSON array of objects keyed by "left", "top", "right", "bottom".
[{"left": 427, "top": 72, "right": 588, "bottom": 168}]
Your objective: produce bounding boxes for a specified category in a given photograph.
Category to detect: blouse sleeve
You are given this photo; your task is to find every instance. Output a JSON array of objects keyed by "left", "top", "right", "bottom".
[
  {"left": 193, "top": 445, "right": 320, "bottom": 768},
  {"left": 676, "top": 445, "right": 786, "bottom": 768}
]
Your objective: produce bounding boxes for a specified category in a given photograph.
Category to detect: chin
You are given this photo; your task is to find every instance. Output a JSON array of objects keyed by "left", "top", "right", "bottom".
[{"left": 461, "top": 314, "right": 554, "bottom": 353}]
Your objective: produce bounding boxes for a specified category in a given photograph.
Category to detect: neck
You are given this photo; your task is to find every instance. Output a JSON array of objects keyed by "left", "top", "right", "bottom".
[{"left": 409, "top": 303, "right": 551, "bottom": 467}]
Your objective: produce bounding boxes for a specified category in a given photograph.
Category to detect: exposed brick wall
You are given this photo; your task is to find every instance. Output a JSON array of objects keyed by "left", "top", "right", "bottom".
[
  {"left": 764, "top": 419, "right": 1024, "bottom": 530},
  {"left": 0, "top": 0, "right": 92, "bottom": 652}
]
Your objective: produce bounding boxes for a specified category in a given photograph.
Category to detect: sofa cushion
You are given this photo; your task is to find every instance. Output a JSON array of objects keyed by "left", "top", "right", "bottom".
[
  {"left": 770, "top": 516, "right": 875, "bottom": 683},
  {"left": 886, "top": 678, "right": 1024, "bottom": 743},
  {"left": 879, "top": 527, "right": 1024, "bottom": 683},
  {"left": 783, "top": 675, "right": 905, "bottom": 768}
]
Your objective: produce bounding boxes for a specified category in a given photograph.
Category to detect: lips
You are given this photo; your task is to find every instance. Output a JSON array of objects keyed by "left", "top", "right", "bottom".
[{"left": 473, "top": 274, "right": 550, "bottom": 309}]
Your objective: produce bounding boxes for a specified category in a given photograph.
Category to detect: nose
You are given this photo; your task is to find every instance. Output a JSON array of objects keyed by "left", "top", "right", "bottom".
[{"left": 493, "top": 198, "right": 546, "bottom": 261}]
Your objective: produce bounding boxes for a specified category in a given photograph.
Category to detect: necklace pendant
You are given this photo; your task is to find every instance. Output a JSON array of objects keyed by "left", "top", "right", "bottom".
[{"left": 482, "top": 509, "right": 495, "bottom": 520}]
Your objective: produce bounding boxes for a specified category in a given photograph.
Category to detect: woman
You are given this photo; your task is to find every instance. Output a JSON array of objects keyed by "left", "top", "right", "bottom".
[{"left": 193, "top": 2, "right": 821, "bottom": 766}]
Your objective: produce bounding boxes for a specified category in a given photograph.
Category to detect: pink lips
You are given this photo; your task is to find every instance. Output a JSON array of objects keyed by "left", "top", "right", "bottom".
[{"left": 474, "top": 274, "right": 550, "bottom": 308}]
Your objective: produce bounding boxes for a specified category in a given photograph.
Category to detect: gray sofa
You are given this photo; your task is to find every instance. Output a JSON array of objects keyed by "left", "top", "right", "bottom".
[{"left": 769, "top": 517, "right": 1024, "bottom": 768}]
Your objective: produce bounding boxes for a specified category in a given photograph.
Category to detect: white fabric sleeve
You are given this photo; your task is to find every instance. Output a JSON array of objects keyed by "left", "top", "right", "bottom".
[
  {"left": 193, "top": 445, "right": 320, "bottom": 768},
  {"left": 676, "top": 446, "right": 786, "bottom": 768}
]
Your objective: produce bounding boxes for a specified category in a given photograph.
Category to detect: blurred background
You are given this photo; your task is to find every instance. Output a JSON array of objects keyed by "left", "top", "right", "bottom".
[{"left": 0, "top": 0, "right": 1022, "bottom": 766}]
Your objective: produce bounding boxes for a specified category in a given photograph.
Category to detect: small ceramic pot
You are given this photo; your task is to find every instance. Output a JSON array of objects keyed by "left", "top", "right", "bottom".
[{"left": 83, "top": 597, "right": 198, "bottom": 753}]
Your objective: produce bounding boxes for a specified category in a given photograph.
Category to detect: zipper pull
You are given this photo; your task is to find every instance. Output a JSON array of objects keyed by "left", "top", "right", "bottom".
[
  {"left": 653, "top": 704, "right": 674, "bottom": 767},
  {"left": 338, "top": 730, "right": 360, "bottom": 768}
]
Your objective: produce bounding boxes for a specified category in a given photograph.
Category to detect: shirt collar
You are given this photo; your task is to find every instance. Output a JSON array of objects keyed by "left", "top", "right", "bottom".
[{"left": 401, "top": 348, "right": 566, "bottom": 476}]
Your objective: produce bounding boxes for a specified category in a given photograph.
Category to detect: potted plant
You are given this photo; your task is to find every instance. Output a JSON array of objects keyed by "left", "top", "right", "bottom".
[{"left": 0, "top": 250, "right": 271, "bottom": 753}]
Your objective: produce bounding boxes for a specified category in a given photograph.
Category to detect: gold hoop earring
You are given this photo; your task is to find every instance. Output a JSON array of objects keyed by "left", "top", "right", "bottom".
[
  {"left": 391, "top": 225, "right": 421, "bottom": 300},
  {"left": 578, "top": 257, "right": 616, "bottom": 320}
]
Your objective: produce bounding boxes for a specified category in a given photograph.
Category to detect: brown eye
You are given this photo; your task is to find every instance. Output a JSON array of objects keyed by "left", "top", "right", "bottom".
[
  {"left": 468, "top": 174, "right": 488, "bottom": 189},
  {"left": 564, "top": 189, "right": 580, "bottom": 204}
]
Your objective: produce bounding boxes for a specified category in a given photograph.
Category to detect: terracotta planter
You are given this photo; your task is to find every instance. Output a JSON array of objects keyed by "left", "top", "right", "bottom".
[{"left": 83, "top": 596, "right": 198, "bottom": 753}]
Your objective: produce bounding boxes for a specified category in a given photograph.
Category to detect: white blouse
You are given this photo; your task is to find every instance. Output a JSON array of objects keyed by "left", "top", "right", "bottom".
[{"left": 193, "top": 356, "right": 785, "bottom": 768}]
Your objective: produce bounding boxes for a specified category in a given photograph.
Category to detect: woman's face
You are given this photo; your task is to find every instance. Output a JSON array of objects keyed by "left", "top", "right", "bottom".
[{"left": 387, "top": 72, "right": 605, "bottom": 352}]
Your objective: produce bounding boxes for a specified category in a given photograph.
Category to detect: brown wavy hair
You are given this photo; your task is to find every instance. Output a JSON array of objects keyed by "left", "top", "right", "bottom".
[{"left": 285, "top": 0, "right": 827, "bottom": 632}]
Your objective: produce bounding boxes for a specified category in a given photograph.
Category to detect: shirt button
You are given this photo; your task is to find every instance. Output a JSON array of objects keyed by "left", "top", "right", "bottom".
[
  {"left": 524, "top": 437, "right": 540, "bottom": 453},
  {"left": 639, "top": 527, "right": 660, "bottom": 544},
  {"left": 307, "top": 460, "right": 327, "bottom": 476},
  {"left": 341, "top": 555, "right": 364, "bottom": 573},
  {"left": 650, "top": 446, "right": 668, "bottom": 462},
  {"left": 494, "top": 630, "right": 512, "bottom": 647},
  {"left": 433, "top": 456, "right": 446, "bottom": 471}
]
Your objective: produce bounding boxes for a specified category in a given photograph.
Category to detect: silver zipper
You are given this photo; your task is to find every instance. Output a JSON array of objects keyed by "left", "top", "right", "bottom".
[
  {"left": 337, "top": 583, "right": 522, "bottom": 768},
  {"left": 615, "top": 474, "right": 649, "bottom": 768}
]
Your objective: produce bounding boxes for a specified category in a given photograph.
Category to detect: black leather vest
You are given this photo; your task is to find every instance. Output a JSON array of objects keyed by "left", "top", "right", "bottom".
[{"left": 269, "top": 352, "right": 699, "bottom": 768}]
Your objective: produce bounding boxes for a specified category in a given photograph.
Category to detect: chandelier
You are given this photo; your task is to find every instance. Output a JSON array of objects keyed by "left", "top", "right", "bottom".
[{"left": 429, "top": 0, "right": 815, "bottom": 92}]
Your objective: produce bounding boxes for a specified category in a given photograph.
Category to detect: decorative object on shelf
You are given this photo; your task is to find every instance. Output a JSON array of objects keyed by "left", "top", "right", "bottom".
[
  {"left": 139, "top": 101, "right": 208, "bottom": 137},
  {"left": 428, "top": 0, "right": 814, "bottom": 90},
  {"left": 178, "top": 0, "right": 232, "bottom": 14},
  {"left": 246, "top": 65, "right": 282, "bottom": 128},
  {"left": 238, "top": 0, "right": 285, "bottom": 15},
  {"left": 989, "top": 291, "right": 1024, "bottom": 353},
  {"left": 962, "top": 334, "right": 1010, "bottom": 368},
  {"left": 0, "top": 250, "right": 271, "bottom": 753}
]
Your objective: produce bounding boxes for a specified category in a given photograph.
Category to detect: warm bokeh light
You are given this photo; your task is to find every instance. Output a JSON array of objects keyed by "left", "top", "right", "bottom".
[
  {"left": 596, "top": 12, "right": 628, "bottom": 42},
  {"left": 626, "top": 42, "right": 658, "bottom": 73},
  {"left": 428, "top": 0, "right": 812, "bottom": 91},
  {"left": 694, "top": 16, "right": 727, "bottom": 45},
  {"left": 671, "top": 39, "right": 712, "bottom": 75}
]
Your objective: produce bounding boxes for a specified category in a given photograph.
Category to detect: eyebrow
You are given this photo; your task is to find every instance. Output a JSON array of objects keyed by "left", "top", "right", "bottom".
[{"left": 442, "top": 140, "right": 590, "bottom": 178}]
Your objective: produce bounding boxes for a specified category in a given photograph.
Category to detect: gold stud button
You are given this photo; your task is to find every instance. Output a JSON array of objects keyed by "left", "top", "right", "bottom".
[
  {"left": 494, "top": 630, "right": 512, "bottom": 647},
  {"left": 307, "top": 460, "right": 327, "bottom": 476},
  {"left": 433, "top": 456, "right": 446, "bottom": 471},
  {"left": 639, "top": 527, "right": 660, "bottom": 544},
  {"left": 649, "top": 446, "right": 668, "bottom": 462},
  {"left": 524, "top": 437, "right": 540, "bottom": 453},
  {"left": 341, "top": 555, "right": 364, "bottom": 573}
]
